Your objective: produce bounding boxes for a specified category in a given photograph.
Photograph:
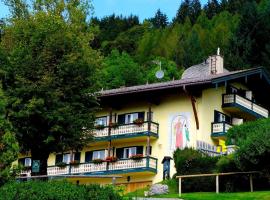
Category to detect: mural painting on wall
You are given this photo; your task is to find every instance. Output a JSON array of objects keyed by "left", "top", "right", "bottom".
[{"left": 169, "top": 113, "right": 191, "bottom": 151}]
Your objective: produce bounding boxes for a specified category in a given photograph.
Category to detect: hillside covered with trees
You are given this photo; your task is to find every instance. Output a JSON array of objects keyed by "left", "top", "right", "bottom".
[{"left": 90, "top": 0, "right": 270, "bottom": 89}]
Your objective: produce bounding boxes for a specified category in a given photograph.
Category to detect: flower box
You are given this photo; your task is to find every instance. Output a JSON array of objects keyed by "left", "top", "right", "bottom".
[
  {"left": 95, "top": 124, "right": 105, "bottom": 130},
  {"left": 133, "top": 118, "right": 144, "bottom": 126},
  {"left": 129, "top": 154, "right": 144, "bottom": 160},
  {"left": 92, "top": 159, "right": 104, "bottom": 164},
  {"left": 70, "top": 160, "right": 80, "bottom": 166},
  {"left": 56, "top": 162, "right": 67, "bottom": 168},
  {"left": 109, "top": 122, "right": 119, "bottom": 129},
  {"left": 105, "top": 156, "right": 118, "bottom": 162}
]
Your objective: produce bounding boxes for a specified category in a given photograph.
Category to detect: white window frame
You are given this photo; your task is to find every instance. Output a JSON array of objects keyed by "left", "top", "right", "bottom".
[
  {"left": 95, "top": 116, "right": 108, "bottom": 126},
  {"left": 123, "top": 147, "right": 137, "bottom": 159},
  {"left": 125, "top": 113, "right": 138, "bottom": 124},
  {"left": 92, "top": 150, "right": 105, "bottom": 160},
  {"left": 24, "top": 158, "right": 32, "bottom": 167},
  {"left": 218, "top": 113, "right": 226, "bottom": 122},
  {"left": 63, "top": 154, "right": 71, "bottom": 164}
]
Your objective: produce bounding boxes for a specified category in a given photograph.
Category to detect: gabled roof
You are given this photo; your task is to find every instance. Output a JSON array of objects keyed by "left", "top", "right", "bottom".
[{"left": 100, "top": 67, "right": 270, "bottom": 97}]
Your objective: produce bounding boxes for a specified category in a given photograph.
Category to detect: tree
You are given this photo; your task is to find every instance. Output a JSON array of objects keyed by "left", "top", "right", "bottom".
[
  {"left": 227, "top": 118, "right": 270, "bottom": 180},
  {"left": 149, "top": 9, "right": 168, "bottom": 28},
  {"left": 0, "top": 83, "right": 19, "bottom": 185},
  {"left": 204, "top": 0, "right": 220, "bottom": 19},
  {"left": 174, "top": 0, "right": 191, "bottom": 24},
  {"left": 174, "top": 0, "right": 201, "bottom": 24},
  {"left": 100, "top": 50, "right": 144, "bottom": 89},
  {"left": 0, "top": 0, "right": 101, "bottom": 175}
]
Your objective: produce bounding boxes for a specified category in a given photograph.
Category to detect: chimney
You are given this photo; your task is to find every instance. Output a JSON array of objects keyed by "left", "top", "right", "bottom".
[{"left": 209, "top": 48, "right": 224, "bottom": 75}]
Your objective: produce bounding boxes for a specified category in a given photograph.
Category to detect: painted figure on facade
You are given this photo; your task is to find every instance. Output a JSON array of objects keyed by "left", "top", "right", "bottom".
[{"left": 170, "top": 114, "right": 190, "bottom": 150}]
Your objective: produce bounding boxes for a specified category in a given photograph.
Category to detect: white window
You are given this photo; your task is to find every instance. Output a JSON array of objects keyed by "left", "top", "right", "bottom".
[
  {"left": 95, "top": 117, "right": 108, "bottom": 126},
  {"left": 63, "top": 153, "right": 71, "bottom": 164},
  {"left": 25, "top": 158, "right": 32, "bottom": 167},
  {"left": 125, "top": 113, "right": 138, "bottom": 124},
  {"left": 218, "top": 113, "right": 226, "bottom": 122},
  {"left": 123, "top": 147, "right": 137, "bottom": 158},
  {"left": 92, "top": 150, "right": 105, "bottom": 160}
]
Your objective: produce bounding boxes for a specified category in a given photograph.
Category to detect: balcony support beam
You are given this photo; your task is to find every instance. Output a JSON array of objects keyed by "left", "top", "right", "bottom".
[
  {"left": 107, "top": 108, "right": 113, "bottom": 159},
  {"left": 146, "top": 104, "right": 151, "bottom": 157}
]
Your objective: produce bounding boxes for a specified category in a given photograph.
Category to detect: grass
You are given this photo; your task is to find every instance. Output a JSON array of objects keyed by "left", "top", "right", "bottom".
[
  {"left": 126, "top": 191, "right": 270, "bottom": 199},
  {"left": 125, "top": 179, "right": 270, "bottom": 199}
]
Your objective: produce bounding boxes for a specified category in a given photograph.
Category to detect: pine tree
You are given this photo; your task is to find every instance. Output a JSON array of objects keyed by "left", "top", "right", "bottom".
[{"left": 150, "top": 9, "right": 168, "bottom": 28}]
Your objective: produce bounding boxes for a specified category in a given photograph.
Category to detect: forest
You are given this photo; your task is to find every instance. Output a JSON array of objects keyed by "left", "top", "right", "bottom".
[{"left": 90, "top": 0, "right": 270, "bottom": 89}]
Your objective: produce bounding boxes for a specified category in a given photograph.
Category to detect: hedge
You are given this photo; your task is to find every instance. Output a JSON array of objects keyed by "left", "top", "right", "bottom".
[{"left": 0, "top": 181, "right": 122, "bottom": 200}]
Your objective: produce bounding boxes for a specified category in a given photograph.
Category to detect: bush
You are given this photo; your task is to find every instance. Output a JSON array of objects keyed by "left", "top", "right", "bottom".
[
  {"left": 173, "top": 148, "right": 218, "bottom": 192},
  {"left": 0, "top": 181, "right": 122, "bottom": 200},
  {"left": 227, "top": 118, "right": 270, "bottom": 180}
]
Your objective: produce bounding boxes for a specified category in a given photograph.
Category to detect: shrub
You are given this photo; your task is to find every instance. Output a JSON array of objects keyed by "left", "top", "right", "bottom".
[
  {"left": 0, "top": 181, "right": 122, "bottom": 200},
  {"left": 227, "top": 118, "right": 270, "bottom": 180},
  {"left": 173, "top": 148, "right": 218, "bottom": 192}
]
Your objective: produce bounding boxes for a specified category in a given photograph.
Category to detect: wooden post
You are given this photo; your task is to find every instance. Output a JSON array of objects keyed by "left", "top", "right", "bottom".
[
  {"left": 179, "top": 178, "right": 182, "bottom": 197},
  {"left": 250, "top": 174, "right": 253, "bottom": 192},
  {"left": 146, "top": 104, "right": 151, "bottom": 156},
  {"left": 108, "top": 108, "right": 113, "bottom": 157},
  {"left": 216, "top": 175, "right": 219, "bottom": 194},
  {"left": 112, "top": 176, "right": 116, "bottom": 185}
]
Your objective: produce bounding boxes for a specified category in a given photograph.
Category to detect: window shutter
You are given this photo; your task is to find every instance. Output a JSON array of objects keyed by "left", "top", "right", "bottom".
[
  {"left": 85, "top": 151, "right": 93, "bottom": 162},
  {"left": 136, "top": 146, "right": 143, "bottom": 155},
  {"left": 116, "top": 148, "right": 124, "bottom": 159},
  {"left": 18, "top": 158, "right": 25, "bottom": 166},
  {"left": 118, "top": 114, "right": 125, "bottom": 124},
  {"left": 138, "top": 112, "right": 145, "bottom": 120},
  {"left": 225, "top": 115, "right": 231, "bottom": 124},
  {"left": 74, "top": 152, "right": 81, "bottom": 162},
  {"left": 214, "top": 111, "right": 219, "bottom": 122},
  {"left": 55, "top": 154, "right": 63, "bottom": 164}
]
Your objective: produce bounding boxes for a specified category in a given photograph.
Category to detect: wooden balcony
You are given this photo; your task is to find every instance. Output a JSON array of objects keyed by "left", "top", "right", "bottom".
[
  {"left": 222, "top": 94, "right": 268, "bottom": 118},
  {"left": 211, "top": 122, "right": 232, "bottom": 138},
  {"left": 93, "top": 121, "right": 159, "bottom": 141},
  {"left": 43, "top": 157, "right": 157, "bottom": 176}
]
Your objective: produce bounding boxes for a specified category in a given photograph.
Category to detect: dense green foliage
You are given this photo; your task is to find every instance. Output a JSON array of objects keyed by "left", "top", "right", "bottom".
[
  {"left": 227, "top": 118, "right": 270, "bottom": 180},
  {"left": 0, "top": 87, "right": 19, "bottom": 185},
  {"left": 0, "top": 181, "right": 122, "bottom": 200},
  {"left": 173, "top": 148, "right": 269, "bottom": 192},
  {"left": 173, "top": 148, "right": 218, "bottom": 192},
  {"left": 174, "top": 148, "right": 218, "bottom": 175},
  {"left": 0, "top": 0, "right": 101, "bottom": 175},
  {"left": 88, "top": 0, "right": 270, "bottom": 89}
]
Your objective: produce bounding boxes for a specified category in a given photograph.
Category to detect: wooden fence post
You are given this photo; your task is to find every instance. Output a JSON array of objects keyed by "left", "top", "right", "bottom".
[
  {"left": 216, "top": 175, "right": 219, "bottom": 194},
  {"left": 250, "top": 174, "right": 253, "bottom": 192},
  {"left": 179, "top": 177, "right": 182, "bottom": 197}
]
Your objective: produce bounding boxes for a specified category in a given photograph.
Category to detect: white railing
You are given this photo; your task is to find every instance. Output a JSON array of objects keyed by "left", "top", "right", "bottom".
[
  {"left": 20, "top": 169, "right": 31, "bottom": 177},
  {"left": 212, "top": 122, "right": 232, "bottom": 135},
  {"left": 43, "top": 157, "right": 157, "bottom": 176},
  {"left": 223, "top": 94, "right": 268, "bottom": 118},
  {"left": 227, "top": 145, "right": 239, "bottom": 155},
  {"left": 93, "top": 122, "right": 159, "bottom": 138}
]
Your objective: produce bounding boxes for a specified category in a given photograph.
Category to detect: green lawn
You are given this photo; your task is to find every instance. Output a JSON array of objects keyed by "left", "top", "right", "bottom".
[{"left": 126, "top": 191, "right": 270, "bottom": 200}]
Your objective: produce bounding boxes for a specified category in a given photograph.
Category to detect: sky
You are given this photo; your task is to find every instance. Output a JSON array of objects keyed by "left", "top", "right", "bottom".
[{"left": 0, "top": 0, "right": 207, "bottom": 21}]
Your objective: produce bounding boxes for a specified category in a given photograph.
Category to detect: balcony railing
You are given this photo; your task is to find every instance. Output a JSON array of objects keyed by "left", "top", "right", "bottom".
[
  {"left": 93, "top": 121, "right": 159, "bottom": 140},
  {"left": 222, "top": 94, "right": 269, "bottom": 118},
  {"left": 44, "top": 157, "right": 157, "bottom": 176},
  {"left": 211, "top": 122, "right": 232, "bottom": 137}
]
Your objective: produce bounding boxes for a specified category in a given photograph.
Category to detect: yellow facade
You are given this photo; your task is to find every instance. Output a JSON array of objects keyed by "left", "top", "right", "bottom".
[{"left": 17, "top": 67, "right": 270, "bottom": 192}]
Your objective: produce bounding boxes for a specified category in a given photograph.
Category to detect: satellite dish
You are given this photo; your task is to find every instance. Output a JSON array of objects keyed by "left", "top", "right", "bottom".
[{"left": 155, "top": 70, "right": 164, "bottom": 79}]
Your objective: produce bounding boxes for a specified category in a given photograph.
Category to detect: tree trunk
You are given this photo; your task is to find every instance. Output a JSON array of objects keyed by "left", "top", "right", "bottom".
[{"left": 31, "top": 150, "right": 50, "bottom": 178}]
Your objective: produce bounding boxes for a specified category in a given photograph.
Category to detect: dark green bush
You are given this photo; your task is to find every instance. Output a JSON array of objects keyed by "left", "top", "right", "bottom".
[
  {"left": 0, "top": 181, "right": 122, "bottom": 200},
  {"left": 173, "top": 148, "right": 218, "bottom": 192}
]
